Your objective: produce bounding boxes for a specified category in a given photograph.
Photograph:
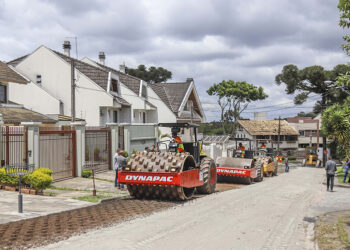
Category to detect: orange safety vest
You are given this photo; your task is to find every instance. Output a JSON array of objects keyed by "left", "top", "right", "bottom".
[
  {"left": 173, "top": 136, "right": 184, "bottom": 152},
  {"left": 237, "top": 146, "right": 245, "bottom": 151}
]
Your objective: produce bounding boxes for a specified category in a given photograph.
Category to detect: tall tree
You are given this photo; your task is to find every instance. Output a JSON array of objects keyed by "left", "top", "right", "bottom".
[
  {"left": 339, "top": 0, "right": 350, "bottom": 55},
  {"left": 322, "top": 97, "right": 350, "bottom": 158},
  {"left": 125, "top": 64, "right": 172, "bottom": 83},
  {"left": 275, "top": 64, "right": 350, "bottom": 165},
  {"left": 207, "top": 80, "right": 268, "bottom": 136}
]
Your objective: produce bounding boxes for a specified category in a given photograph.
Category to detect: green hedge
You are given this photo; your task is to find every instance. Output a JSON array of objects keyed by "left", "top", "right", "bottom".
[
  {"left": 0, "top": 167, "right": 53, "bottom": 191},
  {"left": 82, "top": 169, "right": 92, "bottom": 178}
]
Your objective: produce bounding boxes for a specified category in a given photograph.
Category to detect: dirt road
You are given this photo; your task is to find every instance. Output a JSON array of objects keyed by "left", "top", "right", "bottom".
[{"left": 40, "top": 167, "right": 325, "bottom": 250}]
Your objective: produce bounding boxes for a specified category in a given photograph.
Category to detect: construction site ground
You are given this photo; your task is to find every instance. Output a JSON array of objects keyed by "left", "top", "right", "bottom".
[
  {"left": 2, "top": 163, "right": 344, "bottom": 249},
  {"left": 36, "top": 165, "right": 349, "bottom": 250}
]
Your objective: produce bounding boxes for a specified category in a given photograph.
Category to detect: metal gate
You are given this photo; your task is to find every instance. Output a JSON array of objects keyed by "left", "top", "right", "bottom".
[
  {"left": 85, "top": 127, "right": 111, "bottom": 172},
  {"left": 39, "top": 127, "right": 76, "bottom": 181},
  {"left": 1, "top": 126, "right": 28, "bottom": 166}
]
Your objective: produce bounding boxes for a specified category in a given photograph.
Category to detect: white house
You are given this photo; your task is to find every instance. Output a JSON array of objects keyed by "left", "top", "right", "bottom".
[
  {"left": 81, "top": 54, "right": 206, "bottom": 138},
  {"left": 81, "top": 55, "right": 158, "bottom": 124},
  {"left": 7, "top": 42, "right": 132, "bottom": 126}
]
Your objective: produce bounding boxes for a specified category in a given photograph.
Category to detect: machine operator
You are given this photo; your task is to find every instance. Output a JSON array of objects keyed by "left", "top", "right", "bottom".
[
  {"left": 236, "top": 142, "right": 246, "bottom": 158},
  {"left": 172, "top": 130, "right": 184, "bottom": 153}
]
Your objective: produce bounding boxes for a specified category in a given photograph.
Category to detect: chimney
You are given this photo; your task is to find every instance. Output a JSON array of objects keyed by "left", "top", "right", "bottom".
[
  {"left": 119, "top": 63, "right": 126, "bottom": 73},
  {"left": 186, "top": 78, "right": 193, "bottom": 83},
  {"left": 63, "top": 41, "right": 71, "bottom": 57},
  {"left": 99, "top": 52, "right": 105, "bottom": 65}
]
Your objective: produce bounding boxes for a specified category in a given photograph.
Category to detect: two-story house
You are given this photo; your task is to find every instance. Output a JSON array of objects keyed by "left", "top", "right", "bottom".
[{"left": 7, "top": 42, "right": 133, "bottom": 126}]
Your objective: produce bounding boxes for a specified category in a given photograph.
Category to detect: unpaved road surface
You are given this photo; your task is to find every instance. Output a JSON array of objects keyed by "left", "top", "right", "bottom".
[{"left": 41, "top": 167, "right": 326, "bottom": 250}]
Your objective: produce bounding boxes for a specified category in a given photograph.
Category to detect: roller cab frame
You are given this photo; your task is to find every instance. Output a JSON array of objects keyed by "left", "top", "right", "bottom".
[{"left": 118, "top": 123, "right": 216, "bottom": 200}]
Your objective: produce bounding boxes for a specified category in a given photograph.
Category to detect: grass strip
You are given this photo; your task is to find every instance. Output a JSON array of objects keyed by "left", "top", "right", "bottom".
[
  {"left": 337, "top": 217, "right": 350, "bottom": 249},
  {"left": 73, "top": 195, "right": 113, "bottom": 203}
]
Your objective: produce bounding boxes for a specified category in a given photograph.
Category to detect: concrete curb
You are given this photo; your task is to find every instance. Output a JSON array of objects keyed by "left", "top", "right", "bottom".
[{"left": 322, "top": 181, "right": 350, "bottom": 189}]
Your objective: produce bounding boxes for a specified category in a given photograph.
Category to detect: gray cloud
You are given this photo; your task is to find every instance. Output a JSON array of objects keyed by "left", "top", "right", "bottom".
[{"left": 0, "top": 0, "right": 348, "bottom": 121}]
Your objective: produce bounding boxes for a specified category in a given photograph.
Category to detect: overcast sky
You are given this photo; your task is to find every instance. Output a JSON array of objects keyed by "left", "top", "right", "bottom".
[{"left": 0, "top": 0, "right": 348, "bottom": 121}]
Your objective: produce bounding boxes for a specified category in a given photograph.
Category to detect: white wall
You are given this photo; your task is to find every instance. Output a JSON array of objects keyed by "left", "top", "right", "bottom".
[
  {"left": 15, "top": 46, "right": 72, "bottom": 116},
  {"left": 147, "top": 87, "right": 177, "bottom": 136},
  {"left": 9, "top": 81, "right": 60, "bottom": 114},
  {"left": 14, "top": 46, "right": 114, "bottom": 126}
]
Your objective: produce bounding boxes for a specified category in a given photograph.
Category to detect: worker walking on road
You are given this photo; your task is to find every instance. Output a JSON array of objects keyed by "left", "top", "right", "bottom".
[
  {"left": 285, "top": 155, "right": 289, "bottom": 173},
  {"left": 325, "top": 156, "right": 337, "bottom": 192}
]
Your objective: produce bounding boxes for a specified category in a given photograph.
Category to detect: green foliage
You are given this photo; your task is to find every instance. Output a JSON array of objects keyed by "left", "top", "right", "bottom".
[
  {"left": 28, "top": 171, "right": 53, "bottom": 191},
  {"left": 288, "top": 156, "right": 296, "bottom": 161},
  {"left": 322, "top": 97, "right": 350, "bottom": 157},
  {"left": 297, "top": 111, "right": 317, "bottom": 118},
  {"left": 131, "top": 149, "right": 138, "bottom": 155},
  {"left": 0, "top": 168, "right": 53, "bottom": 191},
  {"left": 82, "top": 169, "right": 92, "bottom": 178},
  {"left": 339, "top": 0, "right": 350, "bottom": 28},
  {"left": 125, "top": 64, "right": 172, "bottom": 83},
  {"left": 0, "top": 168, "right": 19, "bottom": 185},
  {"left": 36, "top": 168, "right": 53, "bottom": 176},
  {"left": 73, "top": 195, "right": 112, "bottom": 203},
  {"left": 199, "top": 122, "right": 234, "bottom": 135},
  {"left": 207, "top": 80, "right": 267, "bottom": 135},
  {"left": 275, "top": 64, "right": 350, "bottom": 112}
]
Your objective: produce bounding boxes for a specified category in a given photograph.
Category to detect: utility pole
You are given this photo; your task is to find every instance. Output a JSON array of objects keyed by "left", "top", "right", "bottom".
[
  {"left": 277, "top": 116, "right": 281, "bottom": 155},
  {"left": 71, "top": 60, "right": 76, "bottom": 122}
]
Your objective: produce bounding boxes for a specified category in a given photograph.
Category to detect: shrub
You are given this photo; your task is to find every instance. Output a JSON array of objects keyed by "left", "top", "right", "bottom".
[
  {"left": 28, "top": 171, "right": 53, "bottom": 191},
  {"left": 82, "top": 169, "right": 92, "bottom": 178},
  {"left": 0, "top": 168, "right": 52, "bottom": 191},
  {"left": 37, "top": 168, "right": 53, "bottom": 176}
]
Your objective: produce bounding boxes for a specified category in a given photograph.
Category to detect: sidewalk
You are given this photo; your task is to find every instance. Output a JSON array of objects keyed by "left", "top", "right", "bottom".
[
  {"left": 0, "top": 190, "right": 92, "bottom": 224},
  {"left": 0, "top": 170, "right": 129, "bottom": 224}
]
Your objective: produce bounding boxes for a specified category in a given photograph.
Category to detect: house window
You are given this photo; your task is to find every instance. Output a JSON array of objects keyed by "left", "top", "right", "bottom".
[
  {"left": 113, "top": 111, "right": 118, "bottom": 123},
  {"left": 36, "top": 75, "right": 42, "bottom": 84},
  {"left": 59, "top": 101, "right": 64, "bottom": 115},
  {"left": 300, "top": 130, "right": 305, "bottom": 136},
  {"left": 0, "top": 84, "right": 7, "bottom": 103},
  {"left": 111, "top": 79, "right": 118, "bottom": 93},
  {"left": 143, "top": 112, "right": 146, "bottom": 123},
  {"left": 141, "top": 85, "right": 147, "bottom": 98}
]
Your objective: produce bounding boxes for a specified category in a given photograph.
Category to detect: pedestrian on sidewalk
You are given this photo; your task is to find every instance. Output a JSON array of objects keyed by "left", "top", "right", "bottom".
[
  {"left": 117, "top": 150, "right": 127, "bottom": 189},
  {"left": 325, "top": 156, "right": 337, "bottom": 192},
  {"left": 285, "top": 155, "right": 289, "bottom": 173},
  {"left": 343, "top": 157, "right": 350, "bottom": 183},
  {"left": 113, "top": 148, "right": 121, "bottom": 187}
]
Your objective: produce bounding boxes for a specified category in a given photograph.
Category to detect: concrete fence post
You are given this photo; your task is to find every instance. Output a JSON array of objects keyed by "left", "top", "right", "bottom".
[
  {"left": 106, "top": 123, "right": 118, "bottom": 168},
  {"left": 21, "top": 122, "right": 41, "bottom": 168},
  {"left": 123, "top": 125, "right": 130, "bottom": 154},
  {"left": 71, "top": 122, "right": 86, "bottom": 177}
]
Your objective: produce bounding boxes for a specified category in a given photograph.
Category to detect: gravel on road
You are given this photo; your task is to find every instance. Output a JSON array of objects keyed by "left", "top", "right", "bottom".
[{"left": 40, "top": 167, "right": 326, "bottom": 250}]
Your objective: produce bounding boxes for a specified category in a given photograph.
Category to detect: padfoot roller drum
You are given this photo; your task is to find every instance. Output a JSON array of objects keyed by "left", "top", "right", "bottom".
[{"left": 123, "top": 151, "right": 201, "bottom": 200}]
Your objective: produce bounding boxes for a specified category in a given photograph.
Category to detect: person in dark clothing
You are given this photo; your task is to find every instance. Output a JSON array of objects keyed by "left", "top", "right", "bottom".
[
  {"left": 325, "top": 156, "right": 337, "bottom": 192},
  {"left": 343, "top": 157, "right": 350, "bottom": 183}
]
